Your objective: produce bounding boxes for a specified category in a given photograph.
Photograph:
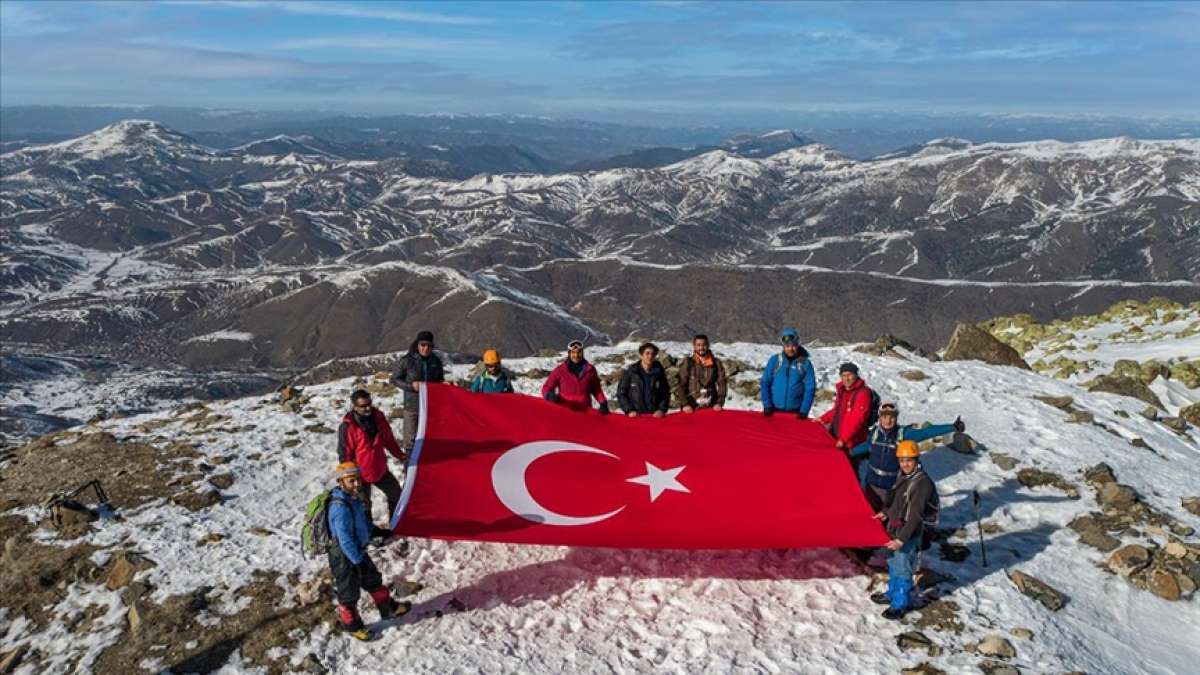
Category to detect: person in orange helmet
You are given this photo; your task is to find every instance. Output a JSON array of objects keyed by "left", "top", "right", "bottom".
[
  {"left": 870, "top": 440, "right": 939, "bottom": 620},
  {"left": 470, "top": 349, "right": 514, "bottom": 393}
]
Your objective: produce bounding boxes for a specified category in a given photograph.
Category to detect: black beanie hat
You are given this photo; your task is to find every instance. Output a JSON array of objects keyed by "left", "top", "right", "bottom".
[
  {"left": 416, "top": 330, "right": 434, "bottom": 344},
  {"left": 838, "top": 362, "right": 859, "bottom": 375}
]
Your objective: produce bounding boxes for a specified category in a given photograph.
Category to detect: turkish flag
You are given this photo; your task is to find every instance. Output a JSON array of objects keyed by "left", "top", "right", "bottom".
[{"left": 390, "top": 384, "right": 888, "bottom": 549}]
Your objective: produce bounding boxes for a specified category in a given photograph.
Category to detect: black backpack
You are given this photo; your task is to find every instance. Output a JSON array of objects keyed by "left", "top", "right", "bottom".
[{"left": 864, "top": 388, "right": 883, "bottom": 429}]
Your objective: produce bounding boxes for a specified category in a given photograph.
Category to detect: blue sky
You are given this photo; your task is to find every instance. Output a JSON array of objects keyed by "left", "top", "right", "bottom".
[{"left": 2, "top": 1, "right": 1198, "bottom": 120}]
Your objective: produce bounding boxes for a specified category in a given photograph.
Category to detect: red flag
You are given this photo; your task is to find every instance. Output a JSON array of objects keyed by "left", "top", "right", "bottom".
[{"left": 391, "top": 384, "right": 889, "bottom": 549}]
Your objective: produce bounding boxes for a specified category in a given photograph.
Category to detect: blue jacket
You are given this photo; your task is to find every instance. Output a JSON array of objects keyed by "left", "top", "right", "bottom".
[
  {"left": 470, "top": 369, "right": 514, "bottom": 393},
  {"left": 851, "top": 423, "right": 955, "bottom": 490},
  {"left": 760, "top": 349, "right": 817, "bottom": 414},
  {"left": 327, "top": 486, "right": 371, "bottom": 565}
]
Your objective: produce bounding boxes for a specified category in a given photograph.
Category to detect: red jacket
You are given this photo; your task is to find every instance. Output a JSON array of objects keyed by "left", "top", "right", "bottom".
[
  {"left": 541, "top": 360, "right": 608, "bottom": 411},
  {"left": 337, "top": 408, "right": 403, "bottom": 483},
  {"left": 819, "top": 378, "right": 873, "bottom": 448}
]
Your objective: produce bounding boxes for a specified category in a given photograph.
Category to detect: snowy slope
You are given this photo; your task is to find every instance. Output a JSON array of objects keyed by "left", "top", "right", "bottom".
[{"left": 2, "top": 340, "right": 1198, "bottom": 674}]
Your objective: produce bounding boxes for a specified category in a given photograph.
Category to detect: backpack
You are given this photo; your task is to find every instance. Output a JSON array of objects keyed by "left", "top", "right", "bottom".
[
  {"left": 301, "top": 489, "right": 337, "bottom": 557},
  {"left": 923, "top": 484, "right": 941, "bottom": 527},
  {"left": 864, "top": 388, "right": 882, "bottom": 429}
]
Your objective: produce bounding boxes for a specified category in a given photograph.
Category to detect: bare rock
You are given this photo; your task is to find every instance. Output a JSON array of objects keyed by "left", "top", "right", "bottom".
[
  {"left": 1084, "top": 462, "right": 1117, "bottom": 486},
  {"left": 1179, "top": 402, "right": 1200, "bottom": 427},
  {"left": 1162, "top": 416, "right": 1188, "bottom": 432},
  {"left": 196, "top": 532, "right": 225, "bottom": 546},
  {"left": 170, "top": 488, "right": 223, "bottom": 512},
  {"left": 1065, "top": 410, "right": 1094, "bottom": 424},
  {"left": 1098, "top": 482, "right": 1139, "bottom": 508},
  {"left": 977, "top": 635, "right": 1017, "bottom": 659},
  {"left": 1107, "top": 544, "right": 1151, "bottom": 577},
  {"left": 282, "top": 439, "right": 301, "bottom": 448},
  {"left": 249, "top": 527, "right": 273, "bottom": 537},
  {"left": 1010, "top": 628, "right": 1034, "bottom": 641},
  {"left": 1146, "top": 569, "right": 1181, "bottom": 601},
  {"left": 901, "top": 369, "right": 928, "bottom": 381},
  {"left": 0, "top": 645, "right": 28, "bottom": 674},
  {"left": 1068, "top": 515, "right": 1120, "bottom": 552},
  {"left": 942, "top": 324, "right": 1030, "bottom": 370},
  {"left": 305, "top": 423, "right": 335, "bottom": 435},
  {"left": 1183, "top": 497, "right": 1200, "bottom": 517},
  {"left": 207, "top": 473, "right": 235, "bottom": 490},
  {"left": 126, "top": 602, "right": 143, "bottom": 634},
  {"left": 103, "top": 551, "right": 154, "bottom": 591},
  {"left": 1139, "top": 405, "right": 1159, "bottom": 421},
  {"left": 1009, "top": 569, "right": 1066, "bottom": 611},
  {"left": 1086, "top": 374, "right": 1163, "bottom": 409},
  {"left": 1016, "top": 468, "right": 1079, "bottom": 499},
  {"left": 1032, "top": 394, "right": 1074, "bottom": 410},
  {"left": 990, "top": 453, "right": 1018, "bottom": 471},
  {"left": 278, "top": 384, "right": 303, "bottom": 403},
  {"left": 296, "top": 577, "right": 331, "bottom": 606},
  {"left": 896, "top": 631, "right": 940, "bottom": 655}
]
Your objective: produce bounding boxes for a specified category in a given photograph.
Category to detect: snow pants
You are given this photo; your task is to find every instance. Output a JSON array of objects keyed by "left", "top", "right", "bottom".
[
  {"left": 885, "top": 529, "right": 922, "bottom": 611},
  {"left": 361, "top": 470, "right": 402, "bottom": 526},
  {"left": 328, "top": 545, "right": 386, "bottom": 607}
]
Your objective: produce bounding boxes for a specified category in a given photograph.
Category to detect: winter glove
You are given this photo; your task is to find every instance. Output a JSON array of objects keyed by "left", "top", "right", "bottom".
[
  {"left": 545, "top": 391, "right": 559, "bottom": 403},
  {"left": 762, "top": 408, "right": 774, "bottom": 417},
  {"left": 953, "top": 416, "right": 966, "bottom": 433},
  {"left": 796, "top": 411, "right": 808, "bottom": 420},
  {"left": 597, "top": 402, "right": 610, "bottom": 415}
]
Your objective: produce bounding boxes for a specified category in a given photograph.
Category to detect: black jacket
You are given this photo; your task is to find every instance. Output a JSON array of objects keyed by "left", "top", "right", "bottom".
[
  {"left": 393, "top": 348, "right": 445, "bottom": 410},
  {"left": 883, "top": 465, "right": 935, "bottom": 544},
  {"left": 617, "top": 361, "right": 671, "bottom": 414}
]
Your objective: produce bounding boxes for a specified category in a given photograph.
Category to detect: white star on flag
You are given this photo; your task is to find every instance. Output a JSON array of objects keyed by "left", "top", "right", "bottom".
[{"left": 626, "top": 462, "right": 690, "bottom": 502}]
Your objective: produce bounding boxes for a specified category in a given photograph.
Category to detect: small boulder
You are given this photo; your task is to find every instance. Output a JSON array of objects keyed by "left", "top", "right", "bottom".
[
  {"left": 195, "top": 532, "right": 225, "bottom": 546},
  {"left": 0, "top": 646, "right": 29, "bottom": 674},
  {"left": 901, "top": 369, "right": 928, "bottom": 381},
  {"left": 1016, "top": 468, "right": 1079, "bottom": 498},
  {"left": 104, "top": 551, "right": 155, "bottom": 591},
  {"left": 1068, "top": 515, "right": 1120, "bottom": 552},
  {"left": 1086, "top": 374, "right": 1162, "bottom": 409},
  {"left": 980, "top": 662, "right": 1021, "bottom": 675},
  {"left": 1183, "top": 497, "right": 1200, "bottom": 517},
  {"left": 1107, "top": 544, "right": 1151, "bottom": 577},
  {"left": 170, "top": 488, "right": 223, "bottom": 512},
  {"left": 942, "top": 324, "right": 1030, "bottom": 370},
  {"left": 977, "top": 635, "right": 1017, "bottom": 659},
  {"left": 1181, "top": 402, "right": 1200, "bottom": 427},
  {"left": 1084, "top": 462, "right": 1116, "bottom": 486},
  {"left": 1032, "top": 394, "right": 1074, "bottom": 410},
  {"left": 1009, "top": 570, "right": 1066, "bottom": 611},
  {"left": 896, "top": 631, "right": 939, "bottom": 654},
  {"left": 207, "top": 473, "right": 235, "bottom": 490},
  {"left": 127, "top": 603, "right": 143, "bottom": 634},
  {"left": 1010, "top": 628, "right": 1034, "bottom": 641},
  {"left": 1139, "top": 406, "right": 1159, "bottom": 421},
  {"left": 1146, "top": 569, "right": 1181, "bottom": 601},
  {"left": 990, "top": 453, "right": 1018, "bottom": 471},
  {"left": 1164, "top": 541, "right": 1188, "bottom": 558},
  {"left": 1065, "top": 410, "right": 1094, "bottom": 424},
  {"left": 901, "top": 664, "right": 945, "bottom": 675},
  {"left": 1162, "top": 416, "right": 1188, "bottom": 432},
  {"left": 1098, "top": 483, "right": 1138, "bottom": 508}
]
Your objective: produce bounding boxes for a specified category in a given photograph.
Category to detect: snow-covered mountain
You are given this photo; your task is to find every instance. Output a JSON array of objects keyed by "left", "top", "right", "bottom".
[
  {"left": 1, "top": 317, "right": 1198, "bottom": 673},
  {"left": 2, "top": 121, "right": 1199, "bottom": 369}
]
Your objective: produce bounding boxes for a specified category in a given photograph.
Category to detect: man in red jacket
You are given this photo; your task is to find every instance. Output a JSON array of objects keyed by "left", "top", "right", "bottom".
[
  {"left": 337, "top": 389, "right": 405, "bottom": 527},
  {"left": 820, "top": 362, "right": 874, "bottom": 453},
  {"left": 541, "top": 340, "right": 610, "bottom": 414}
]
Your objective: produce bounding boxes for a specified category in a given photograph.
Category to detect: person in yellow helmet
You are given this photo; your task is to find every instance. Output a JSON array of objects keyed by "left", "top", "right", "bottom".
[
  {"left": 869, "top": 439, "right": 939, "bottom": 620},
  {"left": 470, "top": 348, "right": 514, "bottom": 393}
]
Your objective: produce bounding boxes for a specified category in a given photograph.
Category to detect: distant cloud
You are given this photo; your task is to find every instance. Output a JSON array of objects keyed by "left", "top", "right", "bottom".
[
  {"left": 172, "top": 0, "right": 491, "bottom": 26},
  {"left": 0, "top": 2, "right": 69, "bottom": 36}
]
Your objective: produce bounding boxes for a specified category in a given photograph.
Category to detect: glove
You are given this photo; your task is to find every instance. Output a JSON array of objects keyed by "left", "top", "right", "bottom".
[
  {"left": 597, "top": 402, "right": 610, "bottom": 415},
  {"left": 796, "top": 412, "right": 808, "bottom": 420},
  {"left": 762, "top": 408, "right": 774, "bottom": 417},
  {"left": 953, "top": 416, "right": 965, "bottom": 433},
  {"left": 545, "top": 391, "right": 559, "bottom": 403}
]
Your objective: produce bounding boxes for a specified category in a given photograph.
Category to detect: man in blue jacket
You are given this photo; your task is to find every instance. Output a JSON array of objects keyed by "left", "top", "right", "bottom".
[
  {"left": 760, "top": 328, "right": 817, "bottom": 419},
  {"left": 850, "top": 402, "right": 964, "bottom": 511},
  {"left": 328, "top": 462, "right": 408, "bottom": 640}
]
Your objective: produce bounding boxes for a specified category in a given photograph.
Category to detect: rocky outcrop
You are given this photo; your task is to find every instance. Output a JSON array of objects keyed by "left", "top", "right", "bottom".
[{"left": 941, "top": 324, "right": 1030, "bottom": 370}]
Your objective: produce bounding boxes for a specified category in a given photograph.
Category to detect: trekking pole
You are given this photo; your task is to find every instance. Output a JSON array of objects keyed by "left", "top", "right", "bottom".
[{"left": 972, "top": 489, "right": 988, "bottom": 568}]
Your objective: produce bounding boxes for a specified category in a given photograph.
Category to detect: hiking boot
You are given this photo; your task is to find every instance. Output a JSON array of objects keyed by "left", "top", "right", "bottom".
[
  {"left": 345, "top": 626, "right": 375, "bottom": 641},
  {"left": 378, "top": 598, "right": 412, "bottom": 620},
  {"left": 881, "top": 606, "right": 907, "bottom": 620},
  {"left": 870, "top": 592, "right": 890, "bottom": 605}
]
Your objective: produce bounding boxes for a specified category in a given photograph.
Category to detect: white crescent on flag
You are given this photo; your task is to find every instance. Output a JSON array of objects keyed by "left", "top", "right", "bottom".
[{"left": 491, "top": 441, "right": 626, "bottom": 526}]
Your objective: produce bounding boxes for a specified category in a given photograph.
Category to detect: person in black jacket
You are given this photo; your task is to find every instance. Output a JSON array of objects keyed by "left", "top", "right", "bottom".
[
  {"left": 392, "top": 330, "right": 445, "bottom": 452},
  {"left": 617, "top": 342, "right": 670, "bottom": 417},
  {"left": 870, "top": 439, "right": 937, "bottom": 620}
]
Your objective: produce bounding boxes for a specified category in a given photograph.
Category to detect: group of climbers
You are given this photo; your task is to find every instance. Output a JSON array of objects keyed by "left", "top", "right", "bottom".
[{"left": 318, "top": 327, "right": 962, "bottom": 637}]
